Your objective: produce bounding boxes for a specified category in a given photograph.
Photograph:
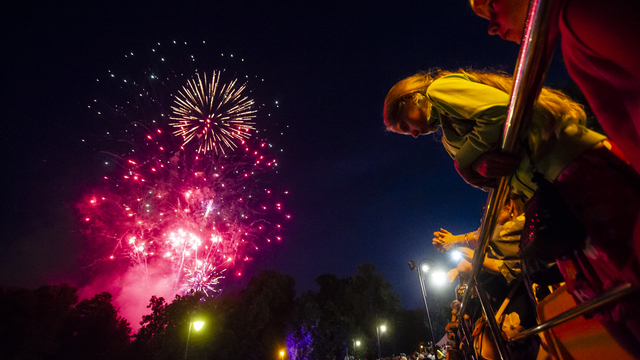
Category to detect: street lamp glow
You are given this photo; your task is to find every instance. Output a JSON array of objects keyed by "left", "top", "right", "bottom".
[
  {"left": 431, "top": 271, "right": 447, "bottom": 286},
  {"left": 411, "top": 259, "right": 439, "bottom": 358},
  {"left": 376, "top": 324, "right": 386, "bottom": 358},
  {"left": 184, "top": 318, "right": 204, "bottom": 360},
  {"left": 193, "top": 321, "right": 204, "bottom": 331},
  {"left": 356, "top": 340, "right": 360, "bottom": 346},
  {"left": 450, "top": 249, "right": 462, "bottom": 261}
]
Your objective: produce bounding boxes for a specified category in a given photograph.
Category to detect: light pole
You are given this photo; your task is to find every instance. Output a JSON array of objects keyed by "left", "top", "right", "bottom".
[
  {"left": 353, "top": 339, "right": 360, "bottom": 359},
  {"left": 409, "top": 259, "right": 440, "bottom": 358},
  {"left": 184, "top": 318, "right": 205, "bottom": 360},
  {"left": 376, "top": 324, "right": 386, "bottom": 358}
]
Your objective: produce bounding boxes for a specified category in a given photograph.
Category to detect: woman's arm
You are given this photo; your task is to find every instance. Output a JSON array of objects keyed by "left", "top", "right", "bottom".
[
  {"left": 447, "top": 258, "right": 473, "bottom": 284},
  {"left": 457, "top": 247, "right": 503, "bottom": 275}
]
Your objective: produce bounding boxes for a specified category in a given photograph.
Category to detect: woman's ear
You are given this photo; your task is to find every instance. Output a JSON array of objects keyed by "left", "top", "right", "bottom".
[
  {"left": 470, "top": 0, "right": 490, "bottom": 17},
  {"left": 508, "top": 199, "right": 517, "bottom": 216},
  {"left": 414, "top": 93, "right": 426, "bottom": 108}
]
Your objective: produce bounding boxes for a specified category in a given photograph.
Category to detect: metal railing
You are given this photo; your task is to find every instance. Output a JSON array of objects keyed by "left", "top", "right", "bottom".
[
  {"left": 458, "top": 0, "right": 562, "bottom": 312},
  {"left": 452, "top": 0, "right": 635, "bottom": 358},
  {"left": 458, "top": 0, "right": 562, "bottom": 337}
]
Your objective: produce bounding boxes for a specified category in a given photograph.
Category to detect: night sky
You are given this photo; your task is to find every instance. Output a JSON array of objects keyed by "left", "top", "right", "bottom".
[{"left": 2, "top": 1, "right": 573, "bottom": 311}]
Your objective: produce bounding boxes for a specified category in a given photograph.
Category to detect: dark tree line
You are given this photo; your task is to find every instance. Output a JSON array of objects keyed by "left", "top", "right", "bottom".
[
  {"left": 0, "top": 264, "right": 452, "bottom": 360},
  {"left": 0, "top": 284, "right": 130, "bottom": 359}
]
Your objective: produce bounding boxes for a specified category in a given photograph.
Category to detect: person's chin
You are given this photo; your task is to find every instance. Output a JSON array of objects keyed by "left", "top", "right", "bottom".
[
  {"left": 512, "top": 30, "right": 525, "bottom": 44},
  {"left": 501, "top": 30, "right": 511, "bottom": 42}
]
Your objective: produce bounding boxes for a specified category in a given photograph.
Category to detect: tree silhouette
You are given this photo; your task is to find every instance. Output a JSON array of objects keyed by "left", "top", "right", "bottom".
[
  {"left": 287, "top": 263, "right": 402, "bottom": 360},
  {"left": 56, "top": 292, "right": 131, "bottom": 359},
  {"left": 133, "top": 292, "right": 203, "bottom": 360},
  {"left": 0, "top": 284, "right": 78, "bottom": 359}
]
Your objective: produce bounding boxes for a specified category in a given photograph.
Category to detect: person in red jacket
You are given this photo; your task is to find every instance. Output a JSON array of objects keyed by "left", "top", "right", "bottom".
[{"left": 469, "top": 0, "right": 640, "bottom": 176}]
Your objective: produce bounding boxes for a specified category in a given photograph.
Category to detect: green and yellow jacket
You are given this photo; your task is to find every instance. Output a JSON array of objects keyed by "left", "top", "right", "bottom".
[{"left": 426, "top": 73, "right": 606, "bottom": 198}]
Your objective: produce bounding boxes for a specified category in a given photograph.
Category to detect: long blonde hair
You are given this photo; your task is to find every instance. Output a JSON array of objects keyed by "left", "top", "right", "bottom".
[{"left": 383, "top": 69, "right": 586, "bottom": 156}]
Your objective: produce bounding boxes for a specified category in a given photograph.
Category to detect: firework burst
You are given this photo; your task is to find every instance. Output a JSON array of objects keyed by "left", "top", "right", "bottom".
[
  {"left": 170, "top": 71, "right": 256, "bottom": 154},
  {"left": 80, "top": 42, "right": 288, "bottom": 296}
]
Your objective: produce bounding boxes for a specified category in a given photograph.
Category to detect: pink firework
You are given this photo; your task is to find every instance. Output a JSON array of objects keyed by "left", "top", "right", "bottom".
[{"left": 80, "top": 58, "right": 288, "bottom": 296}]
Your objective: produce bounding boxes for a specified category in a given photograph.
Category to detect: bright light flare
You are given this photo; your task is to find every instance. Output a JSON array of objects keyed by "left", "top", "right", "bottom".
[
  {"left": 450, "top": 249, "right": 462, "bottom": 261},
  {"left": 431, "top": 271, "right": 448, "bottom": 286}
]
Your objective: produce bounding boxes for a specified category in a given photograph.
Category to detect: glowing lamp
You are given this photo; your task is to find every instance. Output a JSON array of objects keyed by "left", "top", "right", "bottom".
[{"left": 192, "top": 321, "right": 204, "bottom": 331}]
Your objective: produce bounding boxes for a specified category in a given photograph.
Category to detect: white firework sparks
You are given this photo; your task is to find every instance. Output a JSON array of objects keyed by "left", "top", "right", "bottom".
[{"left": 170, "top": 71, "right": 257, "bottom": 154}]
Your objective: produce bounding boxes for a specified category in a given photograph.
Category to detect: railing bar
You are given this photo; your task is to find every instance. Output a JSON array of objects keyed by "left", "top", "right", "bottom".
[
  {"left": 509, "top": 283, "right": 639, "bottom": 341},
  {"left": 475, "top": 281, "right": 512, "bottom": 360},
  {"left": 459, "top": 0, "right": 560, "bottom": 317},
  {"left": 458, "top": 318, "right": 477, "bottom": 360},
  {"left": 457, "top": 0, "right": 563, "bottom": 358}
]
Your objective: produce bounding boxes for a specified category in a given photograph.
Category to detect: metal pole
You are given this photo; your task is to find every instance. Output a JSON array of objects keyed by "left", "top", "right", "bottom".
[
  {"left": 376, "top": 326, "right": 381, "bottom": 359},
  {"left": 183, "top": 317, "right": 192, "bottom": 360},
  {"left": 417, "top": 260, "right": 438, "bottom": 358},
  {"left": 457, "top": 316, "right": 477, "bottom": 360},
  {"left": 510, "top": 283, "right": 639, "bottom": 341},
  {"left": 353, "top": 339, "right": 356, "bottom": 360},
  {"left": 475, "top": 282, "right": 511, "bottom": 360}
]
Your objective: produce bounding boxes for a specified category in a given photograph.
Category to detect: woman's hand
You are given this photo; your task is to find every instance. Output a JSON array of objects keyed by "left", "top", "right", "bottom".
[
  {"left": 450, "top": 259, "right": 473, "bottom": 284},
  {"left": 471, "top": 151, "right": 520, "bottom": 178},
  {"left": 433, "top": 228, "right": 463, "bottom": 253},
  {"left": 454, "top": 160, "right": 497, "bottom": 190}
]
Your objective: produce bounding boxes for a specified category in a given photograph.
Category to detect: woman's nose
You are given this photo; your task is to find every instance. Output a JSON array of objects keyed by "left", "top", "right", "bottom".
[{"left": 488, "top": 20, "right": 500, "bottom": 35}]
